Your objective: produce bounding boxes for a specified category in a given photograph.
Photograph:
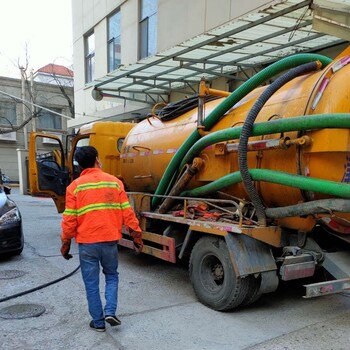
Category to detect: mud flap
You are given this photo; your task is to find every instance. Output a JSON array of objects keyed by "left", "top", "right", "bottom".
[{"left": 224, "top": 233, "right": 278, "bottom": 292}]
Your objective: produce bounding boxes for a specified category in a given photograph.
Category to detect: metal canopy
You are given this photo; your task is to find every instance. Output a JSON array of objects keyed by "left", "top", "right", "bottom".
[{"left": 92, "top": 0, "right": 346, "bottom": 105}]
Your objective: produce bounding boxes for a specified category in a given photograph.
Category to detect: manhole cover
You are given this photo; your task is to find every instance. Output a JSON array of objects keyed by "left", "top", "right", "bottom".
[
  {"left": 0, "top": 270, "right": 26, "bottom": 279},
  {"left": 0, "top": 304, "right": 46, "bottom": 319}
]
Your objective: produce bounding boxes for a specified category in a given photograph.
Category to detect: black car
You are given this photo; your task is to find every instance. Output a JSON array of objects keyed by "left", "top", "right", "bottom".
[{"left": 0, "top": 186, "right": 23, "bottom": 256}]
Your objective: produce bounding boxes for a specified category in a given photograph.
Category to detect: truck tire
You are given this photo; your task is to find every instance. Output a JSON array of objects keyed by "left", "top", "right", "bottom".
[
  {"left": 240, "top": 275, "right": 262, "bottom": 306},
  {"left": 189, "top": 236, "right": 249, "bottom": 311}
]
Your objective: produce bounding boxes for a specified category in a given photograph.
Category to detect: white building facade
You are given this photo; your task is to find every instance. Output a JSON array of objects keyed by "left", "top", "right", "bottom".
[{"left": 71, "top": 0, "right": 349, "bottom": 128}]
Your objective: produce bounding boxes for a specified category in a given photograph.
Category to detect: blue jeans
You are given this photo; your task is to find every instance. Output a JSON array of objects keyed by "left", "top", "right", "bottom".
[{"left": 79, "top": 241, "right": 119, "bottom": 327}]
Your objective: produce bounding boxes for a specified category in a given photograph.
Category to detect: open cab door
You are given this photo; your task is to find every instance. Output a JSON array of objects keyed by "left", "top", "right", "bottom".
[{"left": 28, "top": 133, "right": 71, "bottom": 213}]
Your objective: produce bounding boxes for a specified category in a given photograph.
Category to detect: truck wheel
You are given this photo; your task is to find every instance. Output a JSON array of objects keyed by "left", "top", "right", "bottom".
[
  {"left": 241, "top": 275, "right": 262, "bottom": 306},
  {"left": 189, "top": 236, "right": 249, "bottom": 311}
]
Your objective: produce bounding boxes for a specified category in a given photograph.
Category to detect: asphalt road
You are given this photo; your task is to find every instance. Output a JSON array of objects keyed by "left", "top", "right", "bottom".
[{"left": 0, "top": 188, "right": 350, "bottom": 350}]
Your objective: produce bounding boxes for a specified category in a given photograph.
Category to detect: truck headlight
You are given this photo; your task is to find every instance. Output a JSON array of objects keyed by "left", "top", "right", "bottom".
[{"left": 0, "top": 199, "right": 21, "bottom": 225}]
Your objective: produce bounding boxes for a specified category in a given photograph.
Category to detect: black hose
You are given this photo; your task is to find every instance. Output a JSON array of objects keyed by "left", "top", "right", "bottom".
[
  {"left": 266, "top": 199, "right": 350, "bottom": 219},
  {"left": 158, "top": 94, "right": 221, "bottom": 121},
  {"left": 238, "top": 61, "right": 321, "bottom": 226},
  {"left": 0, "top": 265, "right": 80, "bottom": 303}
]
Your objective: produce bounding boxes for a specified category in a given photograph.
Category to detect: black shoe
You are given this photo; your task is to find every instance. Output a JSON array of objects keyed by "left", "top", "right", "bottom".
[
  {"left": 105, "top": 315, "right": 121, "bottom": 326},
  {"left": 89, "top": 320, "right": 106, "bottom": 332}
]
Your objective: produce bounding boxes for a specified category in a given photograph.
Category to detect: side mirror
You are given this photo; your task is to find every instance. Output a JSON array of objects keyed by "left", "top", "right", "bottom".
[{"left": 4, "top": 186, "right": 11, "bottom": 195}]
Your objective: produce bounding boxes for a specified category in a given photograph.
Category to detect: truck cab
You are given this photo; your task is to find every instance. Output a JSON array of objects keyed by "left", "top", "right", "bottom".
[{"left": 28, "top": 121, "right": 135, "bottom": 213}]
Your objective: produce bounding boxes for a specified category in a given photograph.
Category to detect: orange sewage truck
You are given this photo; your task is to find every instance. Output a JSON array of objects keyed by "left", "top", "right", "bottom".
[{"left": 29, "top": 47, "right": 350, "bottom": 310}]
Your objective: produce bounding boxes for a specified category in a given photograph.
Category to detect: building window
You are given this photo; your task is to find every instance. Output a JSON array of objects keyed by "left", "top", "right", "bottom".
[
  {"left": 37, "top": 108, "right": 62, "bottom": 130},
  {"left": 0, "top": 101, "right": 17, "bottom": 126},
  {"left": 108, "top": 10, "right": 121, "bottom": 72},
  {"left": 140, "top": 0, "right": 157, "bottom": 59},
  {"left": 85, "top": 32, "right": 95, "bottom": 83}
]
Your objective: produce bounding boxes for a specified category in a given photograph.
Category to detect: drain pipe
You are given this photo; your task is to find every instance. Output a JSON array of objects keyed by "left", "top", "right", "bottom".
[
  {"left": 158, "top": 157, "right": 203, "bottom": 214},
  {"left": 197, "top": 79, "right": 231, "bottom": 136}
]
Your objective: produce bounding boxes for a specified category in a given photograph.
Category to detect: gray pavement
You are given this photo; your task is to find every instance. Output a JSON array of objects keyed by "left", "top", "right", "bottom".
[{"left": 0, "top": 188, "right": 350, "bottom": 350}]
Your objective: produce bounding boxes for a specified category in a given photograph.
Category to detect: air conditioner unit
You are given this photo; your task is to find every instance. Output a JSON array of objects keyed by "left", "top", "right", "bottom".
[
  {"left": 0, "top": 130, "right": 16, "bottom": 142},
  {"left": 42, "top": 133, "right": 62, "bottom": 144}
]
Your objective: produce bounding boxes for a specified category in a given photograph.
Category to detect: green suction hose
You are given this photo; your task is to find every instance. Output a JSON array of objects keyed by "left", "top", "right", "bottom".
[
  {"left": 179, "top": 113, "right": 350, "bottom": 169},
  {"left": 180, "top": 169, "right": 350, "bottom": 199},
  {"left": 152, "top": 53, "right": 332, "bottom": 208}
]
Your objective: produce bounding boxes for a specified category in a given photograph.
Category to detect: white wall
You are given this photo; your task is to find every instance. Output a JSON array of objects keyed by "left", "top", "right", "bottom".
[
  {"left": 71, "top": 0, "right": 282, "bottom": 127},
  {"left": 157, "top": 0, "right": 275, "bottom": 52}
]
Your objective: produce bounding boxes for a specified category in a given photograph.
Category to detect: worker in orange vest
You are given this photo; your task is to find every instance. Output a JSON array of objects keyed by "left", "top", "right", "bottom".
[{"left": 60, "top": 146, "right": 143, "bottom": 332}]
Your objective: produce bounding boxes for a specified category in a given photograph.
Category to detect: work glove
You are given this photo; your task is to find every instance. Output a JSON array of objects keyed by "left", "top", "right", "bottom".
[
  {"left": 60, "top": 239, "right": 73, "bottom": 260},
  {"left": 130, "top": 230, "right": 144, "bottom": 254}
]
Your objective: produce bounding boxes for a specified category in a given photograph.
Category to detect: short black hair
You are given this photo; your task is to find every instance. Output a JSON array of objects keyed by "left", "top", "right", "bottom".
[{"left": 74, "top": 146, "right": 98, "bottom": 169}]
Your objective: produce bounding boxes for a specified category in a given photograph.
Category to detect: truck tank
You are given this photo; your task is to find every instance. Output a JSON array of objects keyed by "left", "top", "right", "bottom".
[{"left": 121, "top": 55, "right": 350, "bottom": 234}]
